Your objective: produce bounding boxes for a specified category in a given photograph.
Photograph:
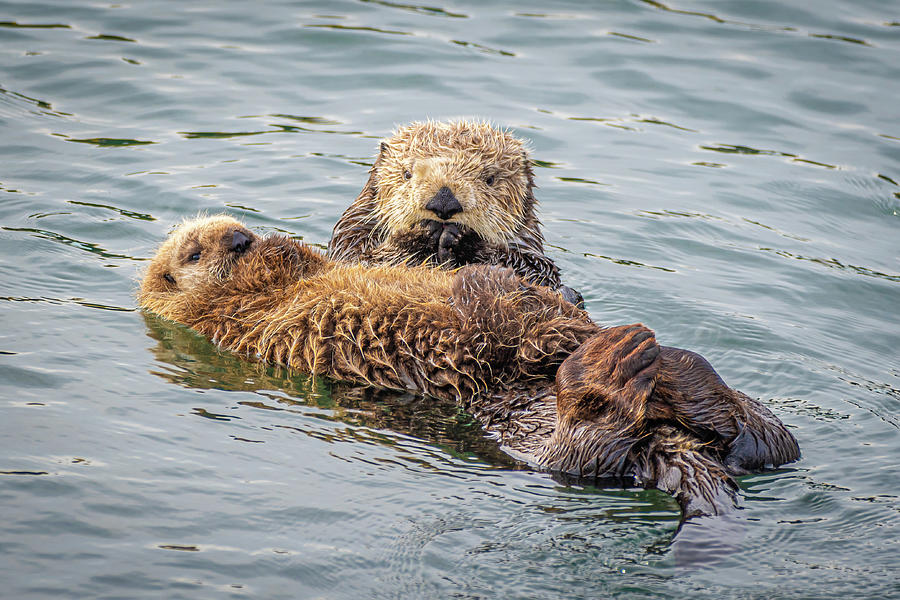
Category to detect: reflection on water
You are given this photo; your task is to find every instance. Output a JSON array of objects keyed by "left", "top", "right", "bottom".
[
  {"left": 141, "top": 314, "right": 794, "bottom": 567},
  {"left": 143, "top": 313, "right": 523, "bottom": 469},
  {"left": 2, "top": 226, "right": 144, "bottom": 261}
]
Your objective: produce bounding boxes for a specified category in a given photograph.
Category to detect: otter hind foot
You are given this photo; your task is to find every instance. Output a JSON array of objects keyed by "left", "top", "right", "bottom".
[
  {"left": 656, "top": 347, "right": 801, "bottom": 474},
  {"left": 556, "top": 324, "right": 662, "bottom": 422},
  {"left": 724, "top": 415, "right": 801, "bottom": 474}
]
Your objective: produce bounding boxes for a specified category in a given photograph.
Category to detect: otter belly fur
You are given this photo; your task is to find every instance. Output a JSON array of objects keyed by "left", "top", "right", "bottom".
[
  {"left": 140, "top": 215, "right": 799, "bottom": 519},
  {"left": 328, "top": 120, "right": 583, "bottom": 306}
]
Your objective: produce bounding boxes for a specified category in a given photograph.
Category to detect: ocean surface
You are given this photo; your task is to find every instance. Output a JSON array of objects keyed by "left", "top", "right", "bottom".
[{"left": 1, "top": 1, "right": 898, "bottom": 598}]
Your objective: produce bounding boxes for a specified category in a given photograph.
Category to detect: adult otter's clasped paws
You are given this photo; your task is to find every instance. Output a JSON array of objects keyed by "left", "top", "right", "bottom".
[{"left": 436, "top": 222, "right": 459, "bottom": 265}]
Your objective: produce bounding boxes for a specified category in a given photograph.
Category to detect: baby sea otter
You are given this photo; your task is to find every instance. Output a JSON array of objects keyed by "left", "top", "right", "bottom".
[
  {"left": 328, "top": 120, "right": 583, "bottom": 305},
  {"left": 140, "top": 215, "right": 799, "bottom": 519}
]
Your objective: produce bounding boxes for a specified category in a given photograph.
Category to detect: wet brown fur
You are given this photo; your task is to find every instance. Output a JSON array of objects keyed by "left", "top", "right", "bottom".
[
  {"left": 542, "top": 325, "right": 800, "bottom": 517},
  {"left": 140, "top": 215, "right": 799, "bottom": 519},
  {"left": 328, "top": 120, "right": 570, "bottom": 292}
]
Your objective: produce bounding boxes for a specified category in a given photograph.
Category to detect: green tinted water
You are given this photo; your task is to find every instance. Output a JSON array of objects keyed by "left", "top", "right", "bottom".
[{"left": 1, "top": 1, "right": 898, "bottom": 598}]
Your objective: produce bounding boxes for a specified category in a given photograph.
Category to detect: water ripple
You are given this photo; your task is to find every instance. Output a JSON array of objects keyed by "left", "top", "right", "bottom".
[
  {"left": 359, "top": 0, "right": 468, "bottom": 19},
  {"left": 303, "top": 23, "right": 412, "bottom": 36},
  {"left": 0, "top": 21, "right": 71, "bottom": 29},
  {"left": 85, "top": 34, "right": 137, "bottom": 43},
  {"left": 2, "top": 227, "right": 143, "bottom": 261},
  {"left": 755, "top": 247, "right": 900, "bottom": 283},
  {"left": 60, "top": 135, "right": 156, "bottom": 147},
  {"left": 700, "top": 143, "right": 839, "bottom": 169},
  {"left": 0, "top": 85, "right": 74, "bottom": 118}
]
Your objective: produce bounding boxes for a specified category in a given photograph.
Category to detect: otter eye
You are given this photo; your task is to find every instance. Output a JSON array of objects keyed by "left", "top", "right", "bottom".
[
  {"left": 403, "top": 169, "right": 412, "bottom": 180},
  {"left": 485, "top": 175, "right": 495, "bottom": 186},
  {"left": 188, "top": 252, "right": 201, "bottom": 262},
  {"left": 164, "top": 273, "right": 175, "bottom": 284}
]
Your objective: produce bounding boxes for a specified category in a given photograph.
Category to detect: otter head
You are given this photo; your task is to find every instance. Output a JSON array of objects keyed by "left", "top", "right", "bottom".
[
  {"left": 140, "top": 214, "right": 256, "bottom": 300},
  {"left": 372, "top": 120, "right": 535, "bottom": 245}
]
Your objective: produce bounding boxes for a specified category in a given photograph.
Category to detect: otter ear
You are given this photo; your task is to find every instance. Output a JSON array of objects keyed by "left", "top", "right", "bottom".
[
  {"left": 371, "top": 141, "right": 391, "bottom": 172},
  {"left": 522, "top": 151, "right": 535, "bottom": 178},
  {"left": 377, "top": 141, "right": 395, "bottom": 163}
]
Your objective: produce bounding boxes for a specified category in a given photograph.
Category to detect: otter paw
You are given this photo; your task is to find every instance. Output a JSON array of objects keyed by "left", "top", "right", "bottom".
[
  {"left": 559, "top": 285, "right": 584, "bottom": 308},
  {"left": 555, "top": 323, "right": 661, "bottom": 421},
  {"left": 598, "top": 324, "right": 660, "bottom": 389},
  {"left": 437, "top": 223, "right": 461, "bottom": 264},
  {"left": 421, "top": 219, "right": 444, "bottom": 246}
]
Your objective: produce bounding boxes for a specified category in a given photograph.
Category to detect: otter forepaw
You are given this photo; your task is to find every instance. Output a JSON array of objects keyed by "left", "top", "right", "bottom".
[
  {"left": 559, "top": 285, "right": 585, "bottom": 309},
  {"left": 421, "top": 219, "right": 444, "bottom": 246},
  {"left": 437, "top": 223, "right": 461, "bottom": 264}
]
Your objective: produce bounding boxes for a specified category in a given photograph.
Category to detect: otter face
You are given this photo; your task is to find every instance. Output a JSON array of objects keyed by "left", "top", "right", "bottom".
[
  {"left": 141, "top": 215, "right": 256, "bottom": 298},
  {"left": 374, "top": 121, "right": 532, "bottom": 245}
]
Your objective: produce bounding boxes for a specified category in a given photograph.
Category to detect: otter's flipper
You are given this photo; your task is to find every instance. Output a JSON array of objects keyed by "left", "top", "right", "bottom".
[
  {"left": 654, "top": 348, "right": 800, "bottom": 474},
  {"left": 545, "top": 327, "right": 745, "bottom": 519},
  {"left": 554, "top": 324, "right": 661, "bottom": 423},
  {"left": 538, "top": 324, "right": 662, "bottom": 479}
]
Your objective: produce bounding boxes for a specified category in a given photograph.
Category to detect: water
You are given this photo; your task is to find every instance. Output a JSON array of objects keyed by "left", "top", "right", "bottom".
[{"left": 1, "top": 0, "right": 898, "bottom": 597}]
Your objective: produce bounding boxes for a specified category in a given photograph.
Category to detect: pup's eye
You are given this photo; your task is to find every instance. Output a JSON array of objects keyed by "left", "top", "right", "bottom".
[
  {"left": 403, "top": 169, "right": 412, "bottom": 180},
  {"left": 164, "top": 273, "right": 175, "bottom": 284},
  {"left": 485, "top": 175, "right": 495, "bottom": 186},
  {"left": 188, "top": 252, "right": 201, "bottom": 262}
]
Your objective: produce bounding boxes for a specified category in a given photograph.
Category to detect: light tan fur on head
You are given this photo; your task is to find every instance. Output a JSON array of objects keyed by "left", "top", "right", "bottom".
[
  {"left": 139, "top": 214, "right": 257, "bottom": 310},
  {"left": 373, "top": 120, "right": 533, "bottom": 245}
]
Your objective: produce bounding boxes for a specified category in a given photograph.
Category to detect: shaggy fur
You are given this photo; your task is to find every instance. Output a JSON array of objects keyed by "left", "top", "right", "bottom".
[
  {"left": 140, "top": 215, "right": 799, "bottom": 519},
  {"left": 328, "top": 120, "right": 581, "bottom": 303}
]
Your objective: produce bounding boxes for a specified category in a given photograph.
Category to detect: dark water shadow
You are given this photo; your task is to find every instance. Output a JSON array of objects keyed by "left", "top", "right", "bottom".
[{"left": 667, "top": 512, "right": 749, "bottom": 569}]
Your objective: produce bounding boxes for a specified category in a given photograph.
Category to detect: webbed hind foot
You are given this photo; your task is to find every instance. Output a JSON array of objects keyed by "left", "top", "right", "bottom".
[{"left": 555, "top": 323, "right": 661, "bottom": 422}]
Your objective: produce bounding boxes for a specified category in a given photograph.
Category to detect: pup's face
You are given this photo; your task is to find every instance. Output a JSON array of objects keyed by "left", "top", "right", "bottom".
[
  {"left": 140, "top": 215, "right": 256, "bottom": 298},
  {"left": 374, "top": 121, "right": 532, "bottom": 245}
]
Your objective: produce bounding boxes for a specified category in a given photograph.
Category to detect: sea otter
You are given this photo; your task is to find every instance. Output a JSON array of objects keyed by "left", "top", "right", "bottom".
[
  {"left": 328, "top": 120, "right": 583, "bottom": 306},
  {"left": 139, "top": 215, "right": 799, "bottom": 519}
]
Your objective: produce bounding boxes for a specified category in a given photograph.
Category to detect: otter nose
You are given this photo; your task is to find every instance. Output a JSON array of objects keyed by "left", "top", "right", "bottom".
[
  {"left": 230, "top": 229, "right": 252, "bottom": 254},
  {"left": 425, "top": 186, "right": 462, "bottom": 221}
]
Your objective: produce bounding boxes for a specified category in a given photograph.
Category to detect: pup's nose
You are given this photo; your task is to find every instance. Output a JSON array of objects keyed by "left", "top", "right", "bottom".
[
  {"left": 425, "top": 187, "right": 462, "bottom": 221},
  {"left": 230, "top": 229, "right": 252, "bottom": 253}
]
